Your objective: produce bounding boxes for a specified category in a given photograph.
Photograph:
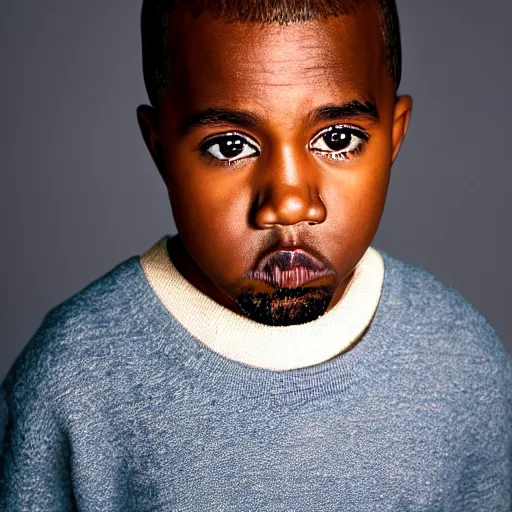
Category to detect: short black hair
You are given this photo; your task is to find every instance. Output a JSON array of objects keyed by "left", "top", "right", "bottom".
[{"left": 141, "top": 0, "right": 402, "bottom": 107}]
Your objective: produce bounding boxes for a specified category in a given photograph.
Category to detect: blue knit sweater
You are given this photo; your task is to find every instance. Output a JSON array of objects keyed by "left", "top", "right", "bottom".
[{"left": 1, "top": 248, "right": 511, "bottom": 511}]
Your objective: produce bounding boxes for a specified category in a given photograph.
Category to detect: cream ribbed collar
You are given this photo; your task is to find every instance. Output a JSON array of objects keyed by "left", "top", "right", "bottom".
[{"left": 139, "top": 235, "right": 384, "bottom": 371}]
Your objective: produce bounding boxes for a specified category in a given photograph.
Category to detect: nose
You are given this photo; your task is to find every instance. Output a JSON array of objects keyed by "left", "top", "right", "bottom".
[{"left": 252, "top": 147, "right": 327, "bottom": 229}]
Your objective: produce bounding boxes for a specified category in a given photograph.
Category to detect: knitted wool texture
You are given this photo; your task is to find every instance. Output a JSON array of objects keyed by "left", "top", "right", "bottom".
[{"left": 1, "top": 242, "right": 511, "bottom": 511}]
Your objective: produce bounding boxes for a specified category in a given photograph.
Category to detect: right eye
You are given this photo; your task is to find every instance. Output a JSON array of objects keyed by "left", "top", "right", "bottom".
[{"left": 200, "top": 132, "right": 260, "bottom": 164}]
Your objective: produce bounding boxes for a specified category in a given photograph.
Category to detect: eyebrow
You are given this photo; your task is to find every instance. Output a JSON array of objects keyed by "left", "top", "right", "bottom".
[
  {"left": 180, "top": 108, "right": 260, "bottom": 135},
  {"left": 308, "top": 100, "right": 380, "bottom": 124},
  {"left": 179, "top": 100, "right": 379, "bottom": 136}
]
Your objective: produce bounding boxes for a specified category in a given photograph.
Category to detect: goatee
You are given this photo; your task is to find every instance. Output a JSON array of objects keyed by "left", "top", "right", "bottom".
[{"left": 236, "top": 285, "right": 335, "bottom": 326}]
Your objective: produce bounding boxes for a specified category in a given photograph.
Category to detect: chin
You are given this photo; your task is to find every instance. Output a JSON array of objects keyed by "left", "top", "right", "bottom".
[{"left": 235, "top": 285, "right": 335, "bottom": 326}]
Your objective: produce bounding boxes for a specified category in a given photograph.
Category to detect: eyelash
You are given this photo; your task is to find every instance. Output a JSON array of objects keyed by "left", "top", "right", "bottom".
[
  {"left": 198, "top": 125, "right": 370, "bottom": 166},
  {"left": 308, "top": 125, "right": 370, "bottom": 161},
  {"left": 198, "top": 131, "right": 260, "bottom": 167}
]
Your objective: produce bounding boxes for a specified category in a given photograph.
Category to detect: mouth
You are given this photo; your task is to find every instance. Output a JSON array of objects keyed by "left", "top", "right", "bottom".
[{"left": 242, "top": 249, "right": 336, "bottom": 289}]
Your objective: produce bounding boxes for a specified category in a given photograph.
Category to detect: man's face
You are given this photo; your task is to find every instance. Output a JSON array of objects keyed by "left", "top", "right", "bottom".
[{"left": 138, "top": 5, "right": 412, "bottom": 326}]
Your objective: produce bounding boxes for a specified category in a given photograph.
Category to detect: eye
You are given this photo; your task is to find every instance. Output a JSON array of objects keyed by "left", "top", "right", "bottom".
[
  {"left": 308, "top": 125, "right": 369, "bottom": 161},
  {"left": 200, "top": 132, "right": 260, "bottom": 164}
]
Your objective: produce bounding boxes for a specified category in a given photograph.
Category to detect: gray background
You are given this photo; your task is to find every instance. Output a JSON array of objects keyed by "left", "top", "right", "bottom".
[{"left": 1, "top": 1, "right": 510, "bottom": 382}]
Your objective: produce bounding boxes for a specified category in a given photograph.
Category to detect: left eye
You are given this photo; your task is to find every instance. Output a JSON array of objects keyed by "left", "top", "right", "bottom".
[
  {"left": 201, "top": 133, "right": 260, "bottom": 163},
  {"left": 309, "top": 125, "right": 369, "bottom": 160}
]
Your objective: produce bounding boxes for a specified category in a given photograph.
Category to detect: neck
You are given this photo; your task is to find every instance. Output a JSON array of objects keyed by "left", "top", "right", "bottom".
[{"left": 139, "top": 235, "right": 385, "bottom": 371}]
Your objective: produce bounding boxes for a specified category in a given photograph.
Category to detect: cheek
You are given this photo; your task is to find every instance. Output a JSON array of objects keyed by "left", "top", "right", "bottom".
[
  {"left": 321, "top": 136, "right": 391, "bottom": 252},
  {"left": 351, "top": 132, "right": 392, "bottom": 216},
  {"left": 169, "top": 171, "right": 249, "bottom": 234},
  {"left": 165, "top": 164, "right": 254, "bottom": 278}
]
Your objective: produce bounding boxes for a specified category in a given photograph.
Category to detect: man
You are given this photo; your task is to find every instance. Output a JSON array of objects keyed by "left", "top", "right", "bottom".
[{"left": 1, "top": 1, "right": 510, "bottom": 510}]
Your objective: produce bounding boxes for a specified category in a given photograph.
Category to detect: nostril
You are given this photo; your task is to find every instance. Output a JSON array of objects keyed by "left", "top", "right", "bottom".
[{"left": 308, "top": 222, "right": 318, "bottom": 226}]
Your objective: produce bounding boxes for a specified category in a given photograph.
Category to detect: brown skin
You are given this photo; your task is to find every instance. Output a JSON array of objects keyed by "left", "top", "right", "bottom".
[{"left": 137, "top": 4, "right": 412, "bottom": 322}]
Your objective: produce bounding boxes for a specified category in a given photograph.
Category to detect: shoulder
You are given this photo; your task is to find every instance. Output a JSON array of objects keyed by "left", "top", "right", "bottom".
[
  {"left": 379, "top": 249, "right": 479, "bottom": 319},
  {"left": 376, "top": 249, "right": 511, "bottom": 373},
  {"left": 375, "top": 251, "right": 512, "bottom": 458},
  {"left": 374, "top": 251, "right": 511, "bottom": 429},
  {"left": 1, "top": 255, "right": 150, "bottom": 407}
]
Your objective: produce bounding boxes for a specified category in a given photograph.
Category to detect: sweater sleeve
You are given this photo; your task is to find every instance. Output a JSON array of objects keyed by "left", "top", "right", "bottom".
[{"left": 0, "top": 368, "right": 77, "bottom": 511}]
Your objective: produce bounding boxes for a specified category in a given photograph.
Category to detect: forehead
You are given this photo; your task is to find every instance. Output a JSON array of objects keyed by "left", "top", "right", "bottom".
[{"left": 165, "top": 5, "right": 389, "bottom": 113}]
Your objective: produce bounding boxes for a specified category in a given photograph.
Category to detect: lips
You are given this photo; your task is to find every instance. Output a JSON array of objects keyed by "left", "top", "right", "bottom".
[{"left": 243, "top": 249, "right": 335, "bottom": 289}]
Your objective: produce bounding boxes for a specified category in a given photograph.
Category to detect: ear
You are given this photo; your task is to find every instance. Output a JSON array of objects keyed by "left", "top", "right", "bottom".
[
  {"left": 391, "top": 95, "right": 413, "bottom": 163},
  {"left": 136, "top": 104, "right": 167, "bottom": 183}
]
